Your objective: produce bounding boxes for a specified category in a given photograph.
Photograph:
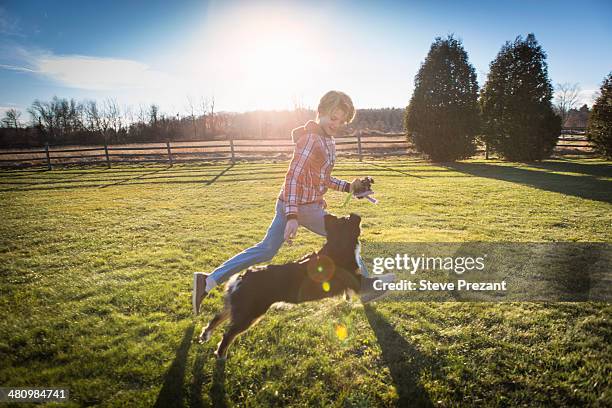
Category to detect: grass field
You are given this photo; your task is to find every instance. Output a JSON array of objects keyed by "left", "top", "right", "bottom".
[{"left": 0, "top": 157, "right": 611, "bottom": 407}]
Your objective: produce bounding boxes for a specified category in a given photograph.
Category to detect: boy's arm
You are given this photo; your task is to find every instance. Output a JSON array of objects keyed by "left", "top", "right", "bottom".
[
  {"left": 326, "top": 176, "right": 351, "bottom": 193},
  {"left": 283, "top": 134, "right": 319, "bottom": 219}
]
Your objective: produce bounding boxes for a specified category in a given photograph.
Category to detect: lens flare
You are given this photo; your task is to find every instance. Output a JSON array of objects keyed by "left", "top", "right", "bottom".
[
  {"left": 307, "top": 255, "right": 335, "bottom": 283},
  {"left": 322, "top": 281, "right": 331, "bottom": 292},
  {"left": 335, "top": 324, "right": 348, "bottom": 341}
]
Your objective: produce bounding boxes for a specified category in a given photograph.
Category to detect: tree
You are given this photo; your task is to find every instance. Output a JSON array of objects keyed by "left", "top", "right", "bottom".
[
  {"left": 555, "top": 82, "right": 581, "bottom": 126},
  {"left": 186, "top": 96, "right": 198, "bottom": 139},
  {"left": 587, "top": 72, "right": 612, "bottom": 158},
  {"left": 2, "top": 108, "right": 22, "bottom": 128},
  {"left": 404, "top": 35, "right": 480, "bottom": 161},
  {"left": 149, "top": 104, "right": 159, "bottom": 126},
  {"left": 480, "top": 34, "right": 561, "bottom": 161}
]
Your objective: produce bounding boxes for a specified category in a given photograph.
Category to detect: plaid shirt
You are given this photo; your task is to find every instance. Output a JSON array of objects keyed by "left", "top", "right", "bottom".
[{"left": 279, "top": 124, "right": 350, "bottom": 217}]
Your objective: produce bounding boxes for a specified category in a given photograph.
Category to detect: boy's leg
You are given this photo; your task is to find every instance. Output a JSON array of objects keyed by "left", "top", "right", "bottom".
[
  {"left": 195, "top": 200, "right": 286, "bottom": 315},
  {"left": 209, "top": 199, "right": 287, "bottom": 285}
]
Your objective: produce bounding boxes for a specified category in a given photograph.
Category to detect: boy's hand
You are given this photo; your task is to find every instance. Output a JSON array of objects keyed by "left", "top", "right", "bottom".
[
  {"left": 350, "top": 177, "right": 375, "bottom": 197},
  {"left": 284, "top": 219, "right": 299, "bottom": 244}
]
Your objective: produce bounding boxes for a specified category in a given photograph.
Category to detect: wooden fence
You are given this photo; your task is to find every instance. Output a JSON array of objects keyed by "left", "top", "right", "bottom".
[{"left": 0, "top": 130, "right": 598, "bottom": 169}]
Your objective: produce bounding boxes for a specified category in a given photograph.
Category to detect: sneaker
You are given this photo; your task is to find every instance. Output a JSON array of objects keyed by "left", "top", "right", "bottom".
[
  {"left": 192, "top": 272, "right": 210, "bottom": 316},
  {"left": 360, "top": 273, "right": 396, "bottom": 304}
]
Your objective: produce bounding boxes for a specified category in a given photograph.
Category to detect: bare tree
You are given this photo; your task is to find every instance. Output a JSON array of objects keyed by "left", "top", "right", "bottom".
[
  {"left": 149, "top": 104, "right": 159, "bottom": 126},
  {"left": 103, "top": 98, "right": 122, "bottom": 133},
  {"left": 84, "top": 100, "right": 100, "bottom": 132},
  {"left": 134, "top": 104, "right": 146, "bottom": 124},
  {"left": 28, "top": 99, "right": 57, "bottom": 140},
  {"left": 186, "top": 95, "right": 198, "bottom": 138},
  {"left": 555, "top": 83, "right": 581, "bottom": 127},
  {"left": 122, "top": 104, "right": 134, "bottom": 127},
  {"left": 200, "top": 96, "right": 215, "bottom": 135},
  {"left": 209, "top": 96, "right": 215, "bottom": 134},
  {"left": 2, "top": 108, "right": 22, "bottom": 128}
]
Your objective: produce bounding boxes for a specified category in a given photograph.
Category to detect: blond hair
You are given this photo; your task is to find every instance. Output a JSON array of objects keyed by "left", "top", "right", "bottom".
[{"left": 317, "top": 90, "right": 355, "bottom": 123}]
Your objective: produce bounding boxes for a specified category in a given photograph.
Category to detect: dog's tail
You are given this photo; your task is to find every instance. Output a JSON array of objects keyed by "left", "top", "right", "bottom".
[{"left": 223, "top": 273, "right": 242, "bottom": 307}]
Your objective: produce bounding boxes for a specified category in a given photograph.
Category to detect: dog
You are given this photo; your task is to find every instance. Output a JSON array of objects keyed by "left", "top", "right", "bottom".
[{"left": 198, "top": 213, "right": 371, "bottom": 359}]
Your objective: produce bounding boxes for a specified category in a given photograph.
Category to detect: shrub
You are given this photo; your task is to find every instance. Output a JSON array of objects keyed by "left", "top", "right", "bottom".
[
  {"left": 587, "top": 72, "right": 612, "bottom": 158},
  {"left": 405, "top": 35, "right": 480, "bottom": 162},
  {"left": 480, "top": 34, "right": 561, "bottom": 161}
]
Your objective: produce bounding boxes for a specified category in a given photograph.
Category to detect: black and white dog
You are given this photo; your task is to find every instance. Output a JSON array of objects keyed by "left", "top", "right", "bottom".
[{"left": 199, "top": 213, "right": 378, "bottom": 359}]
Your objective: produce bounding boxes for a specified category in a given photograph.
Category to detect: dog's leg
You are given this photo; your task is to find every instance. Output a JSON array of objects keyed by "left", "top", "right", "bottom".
[
  {"left": 198, "top": 307, "right": 230, "bottom": 343},
  {"left": 214, "top": 317, "right": 253, "bottom": 360},
  {"left": 214, "top": 303, "right": 272, "bottom": 360}
]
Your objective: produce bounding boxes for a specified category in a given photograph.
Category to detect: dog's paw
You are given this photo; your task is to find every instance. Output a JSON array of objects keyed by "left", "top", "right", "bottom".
[
  {"left": 198, "top": 330, "right": 212, "bottom": 344},
  {"left": 213, "top": 350, "right": 227, "bottom": 361}
]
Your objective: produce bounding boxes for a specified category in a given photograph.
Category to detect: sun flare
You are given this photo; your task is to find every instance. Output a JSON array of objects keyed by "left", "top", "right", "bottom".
[{"left": 191, "top": 5, "right": 328, "bottom": 109}]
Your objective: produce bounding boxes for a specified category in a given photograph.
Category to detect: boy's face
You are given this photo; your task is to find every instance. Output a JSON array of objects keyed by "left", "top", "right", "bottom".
[{"left": 319, "top": 108, "right": 348, "bottom": 136}]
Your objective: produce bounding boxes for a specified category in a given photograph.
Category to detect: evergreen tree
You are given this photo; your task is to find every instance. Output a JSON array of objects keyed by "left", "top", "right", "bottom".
[
  {"left": 587, "top": 72, "right": 612, "bottom": 159},
  {"left": 404, "top": 35, "right": 480, "bottom": 161},
  {"left": 480, "top": 34, "right": 561, "bottom": 161}
]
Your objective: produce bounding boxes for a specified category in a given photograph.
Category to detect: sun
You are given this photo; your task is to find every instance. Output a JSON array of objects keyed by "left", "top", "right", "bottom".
[{"left": 190, "top": 5, "right": 328, "bottom": 109}]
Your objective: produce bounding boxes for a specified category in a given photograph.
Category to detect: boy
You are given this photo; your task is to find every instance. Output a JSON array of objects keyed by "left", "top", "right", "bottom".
[{"left": 193, "top": 91, "right": 394, "bottom": 315}]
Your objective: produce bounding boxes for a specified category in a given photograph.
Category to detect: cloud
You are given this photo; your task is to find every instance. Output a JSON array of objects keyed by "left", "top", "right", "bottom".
[
  {"left": 0, "top": 63, "right": 36, "bottom": 73},
  {"left": 32, "top": 53, "right": 180, "bottom": 91},
  {"left": 0, "top": 46, "right": 182, "bottom": 91}
]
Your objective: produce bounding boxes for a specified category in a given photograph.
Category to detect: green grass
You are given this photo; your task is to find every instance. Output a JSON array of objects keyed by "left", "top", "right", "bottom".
[{"left": 0, "top": 157, "right": 611, "bottom": 407}]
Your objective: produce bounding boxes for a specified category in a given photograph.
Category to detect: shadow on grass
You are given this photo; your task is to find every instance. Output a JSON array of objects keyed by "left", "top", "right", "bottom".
[
  {"left": 210, "top": 359, "right": 228, "bottom": 408},
  {"left": 0, "top": 163, "right": 279, "bottom": 192},
  {"left": 99, "top": 167, "right": 171, "bottom": 188},
  {"left": 529, "top": 158, "right": 612, "bottom": 178},
  {"left": 364, "top": 305, "right": 436, "bottom": 407},
  {"left": 364, "top": 161, "right": 425, "bottom": 179},
  {"left": 444, "top": 161, "right": 612, "bottom": 204},
  {"left": 190, "top": 349, "right": 228, "bottom": 408},
  {"left": 153, "top": 324, "right": 195, "bottom": 408},
  {"left": 190, "top": 351, "right": 207, "bottom": 408},
  {"left": 205, "top": 163, "right": 234, "bottom": 186}
]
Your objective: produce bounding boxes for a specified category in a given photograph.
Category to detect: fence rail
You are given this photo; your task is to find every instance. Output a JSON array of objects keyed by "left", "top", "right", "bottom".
[{"left": 0, "top": 130, "right": 598, "bottom": 169}]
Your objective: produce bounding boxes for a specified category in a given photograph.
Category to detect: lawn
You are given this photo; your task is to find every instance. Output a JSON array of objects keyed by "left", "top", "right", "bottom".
[{"left": 0, "top": 157, "right": 610, "bottom": 407}]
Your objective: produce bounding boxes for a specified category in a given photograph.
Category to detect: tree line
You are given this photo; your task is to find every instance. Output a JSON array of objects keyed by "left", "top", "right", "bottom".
[
  {"left": 0, "top": 97, "right": 405, "bottom": 148},
  {"left": 405, "top": 33, "right": 610, "bottom": 161}
]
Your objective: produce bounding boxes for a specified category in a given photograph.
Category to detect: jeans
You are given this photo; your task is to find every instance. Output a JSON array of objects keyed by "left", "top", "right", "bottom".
[{"left": 209, "top": 199, "right": 369, "bottom": 284}]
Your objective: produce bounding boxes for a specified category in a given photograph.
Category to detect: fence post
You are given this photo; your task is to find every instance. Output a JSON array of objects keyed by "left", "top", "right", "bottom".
[
  {"left": 485, "top": 142, "right": 489, "bottom": 160},
  {"left": 229, "top": 134, "right": 235, "bottom": 163},
  {"left": 166, "top": 141, "right": 173, "bottom": 166},
  {"left": 104, "top": 143, "right": 111, "bottom": 168},
  {"left": 44, "top": 143, "right": 52, "bottom": 170},
  {"left": 357, "top": 130, "right": 363, "bottom": 162}
]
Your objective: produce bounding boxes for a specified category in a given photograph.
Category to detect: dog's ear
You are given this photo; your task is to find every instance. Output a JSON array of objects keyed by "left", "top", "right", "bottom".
[
  {"left": 324, "top": 214, "right": 338, "bottom": 233},
  {"left": 349, "top": 213, "right": 361, "bottom": 226}
]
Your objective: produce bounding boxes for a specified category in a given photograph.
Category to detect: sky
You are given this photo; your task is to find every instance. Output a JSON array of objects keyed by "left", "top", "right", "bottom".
[{"left": 1, "top": 0, "right": 611, "bottom": 122}]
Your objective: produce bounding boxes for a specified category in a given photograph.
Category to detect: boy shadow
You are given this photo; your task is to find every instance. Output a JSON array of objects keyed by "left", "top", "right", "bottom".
[
  {"left": 190, "top": 351, "right": 228, "bottom": 408},
  {"left": 153, "top": 324, "right": 195, "bottom": 408},
  {"left": 364, "top": 305, "right": 438, "bottom": 407},
  {"left": 153, "top": 324, "right": 228, "bottom": 408}
]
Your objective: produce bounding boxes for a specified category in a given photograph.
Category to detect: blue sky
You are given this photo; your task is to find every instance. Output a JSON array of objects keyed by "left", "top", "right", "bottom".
[{"left": 1, "top": 0, "right": 611, "bottom": 121}]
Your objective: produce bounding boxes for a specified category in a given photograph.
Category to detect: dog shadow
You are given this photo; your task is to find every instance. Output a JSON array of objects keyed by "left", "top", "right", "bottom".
[
  {"left": 153, "top": 324, "right": 228, "bottom": 408},
  {"left": 364, "top": 305, "right": 438, "bottom": 407}
]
